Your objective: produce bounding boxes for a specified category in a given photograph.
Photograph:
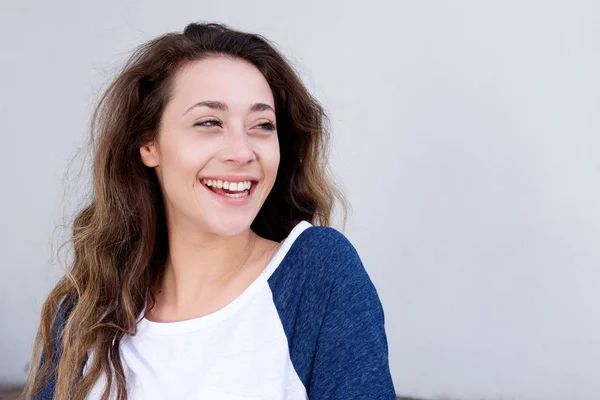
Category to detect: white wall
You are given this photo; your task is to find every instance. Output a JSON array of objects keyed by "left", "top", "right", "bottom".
[{"left": 1, "top": 1, "right": 599, "bottom": 399}]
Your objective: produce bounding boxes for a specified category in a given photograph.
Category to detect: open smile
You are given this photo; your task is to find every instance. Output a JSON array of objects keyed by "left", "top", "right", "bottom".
[{"left": 199, "top": 178, "right": 259, "bottom": 205}]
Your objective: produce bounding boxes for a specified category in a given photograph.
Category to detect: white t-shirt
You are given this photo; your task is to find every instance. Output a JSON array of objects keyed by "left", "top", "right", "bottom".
[{"left": 80, "top": 220, "right": 395, "bottom": 399}]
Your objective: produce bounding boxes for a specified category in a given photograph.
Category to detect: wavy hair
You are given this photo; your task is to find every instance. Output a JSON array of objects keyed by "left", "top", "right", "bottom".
[{"left": 23, "top": 22, "right": 348, "bottom": 400}]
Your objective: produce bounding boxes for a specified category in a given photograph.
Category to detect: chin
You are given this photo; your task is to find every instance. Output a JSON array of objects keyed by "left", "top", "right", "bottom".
[{"left": 203, "top": 214, "right": 256, "bottom": 237}]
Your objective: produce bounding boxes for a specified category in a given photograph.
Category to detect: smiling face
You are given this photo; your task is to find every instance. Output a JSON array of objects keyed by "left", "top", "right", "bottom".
[{"left": 140, "top": 56, "right": 280, "bottom": 237}]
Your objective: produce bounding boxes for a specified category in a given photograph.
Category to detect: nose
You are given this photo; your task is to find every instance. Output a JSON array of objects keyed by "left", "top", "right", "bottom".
[{"left": 220, "top": 126, "right": 256, "bottom": 165}]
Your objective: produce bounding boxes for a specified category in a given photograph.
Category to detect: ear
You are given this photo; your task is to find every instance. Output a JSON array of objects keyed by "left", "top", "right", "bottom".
[{"left": 140, "top": 139, "right": 159, "bottom": 168}]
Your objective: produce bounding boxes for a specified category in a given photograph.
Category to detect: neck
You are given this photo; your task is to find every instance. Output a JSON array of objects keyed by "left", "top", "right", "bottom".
[{"left": 155, "top": 220, "right": 258, "bottom": 316}]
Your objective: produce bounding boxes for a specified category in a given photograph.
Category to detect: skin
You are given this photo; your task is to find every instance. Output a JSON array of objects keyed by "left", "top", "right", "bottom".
[{"left": 139, "top": 56, "right": 282, "bottom": 322}]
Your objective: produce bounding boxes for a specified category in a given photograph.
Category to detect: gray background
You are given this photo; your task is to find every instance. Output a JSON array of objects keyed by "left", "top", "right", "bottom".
[{"left": 1, "top": 1, "right": 599, "bottom": 399}]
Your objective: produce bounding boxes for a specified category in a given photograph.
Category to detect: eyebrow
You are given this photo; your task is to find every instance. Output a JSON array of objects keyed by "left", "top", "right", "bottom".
[{"left": 182, "top": 101, "right": 275, "bottom": 116}]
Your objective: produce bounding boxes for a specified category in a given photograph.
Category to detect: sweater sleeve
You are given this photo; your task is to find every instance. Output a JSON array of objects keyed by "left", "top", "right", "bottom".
[
  {"left": 307, "top": 247, "right": 396, "bottom": 399},
  {"left": 32, "top": 297, "right": 73, "bottom": 400}
]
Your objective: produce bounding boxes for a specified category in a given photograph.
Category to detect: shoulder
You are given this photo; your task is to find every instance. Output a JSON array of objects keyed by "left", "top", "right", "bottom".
[
  {"left": 34, "top": 294, "right": 77, "bottom": 399},
  {"left": 301, "top": 225, "right": 357, "bottom": 251},
  {"left": 290, "top": 224, "right": 362, "bottom": 272},
  {"left": 268, "top": 224, "right": 395, "bottom": 396},
  {"left": 269, "top": 223, "right": 368, "bottom": 294},
  {"left": 295, "top": 225, "right": 384, "bottom": 313}
]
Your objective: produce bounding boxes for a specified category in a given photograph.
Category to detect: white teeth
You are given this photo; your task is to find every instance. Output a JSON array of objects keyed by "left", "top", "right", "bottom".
[
  {"left": 223, "top": 192, "right": 247, "bottom": 198},
  {"left": 202, "top": 179, "right": 253, "bottom": 192}
]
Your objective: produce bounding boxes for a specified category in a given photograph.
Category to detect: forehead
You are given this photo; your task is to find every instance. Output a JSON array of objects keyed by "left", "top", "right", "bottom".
[{"left": 169, "top": 56, "right": 275, "bottom": 111}]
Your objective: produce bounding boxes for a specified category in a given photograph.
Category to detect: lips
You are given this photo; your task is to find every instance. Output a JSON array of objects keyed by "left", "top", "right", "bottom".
[{"left": 199, "top": 177, "right": 259, "bottom": 205}]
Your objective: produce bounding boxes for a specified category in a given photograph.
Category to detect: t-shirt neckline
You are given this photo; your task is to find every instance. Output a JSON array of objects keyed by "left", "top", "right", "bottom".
[{"left": 136, "top": 220, "right": 312, "bottom": 335}]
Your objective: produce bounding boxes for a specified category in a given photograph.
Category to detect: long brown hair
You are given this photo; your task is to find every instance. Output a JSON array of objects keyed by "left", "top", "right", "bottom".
[{"left": 23, "top": 22, "right": 348, "bottom": 400}]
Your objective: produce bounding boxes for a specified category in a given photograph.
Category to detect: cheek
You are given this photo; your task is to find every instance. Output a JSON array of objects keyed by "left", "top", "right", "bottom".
[
  {"left": 165, "top": 136, "right": 215, "bottom": 173},
  {"left": 157, "top": 140, "right": 216, "bottom": 201},
  {"left": 263, "top": 138, "right": 280, "bottom": 179}
]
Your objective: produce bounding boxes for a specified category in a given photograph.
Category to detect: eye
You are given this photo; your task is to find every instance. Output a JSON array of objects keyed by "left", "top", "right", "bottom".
[
  {"left": 255, "top": 121, "right": 276, "bottom": 131},
  {"left": 194, "top": 119, "right": 222, "bottom": 128}
]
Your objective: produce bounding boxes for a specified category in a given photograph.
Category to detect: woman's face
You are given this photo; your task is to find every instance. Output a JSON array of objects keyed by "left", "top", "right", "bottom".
[{"left": 140, "top": 56, "right": 280, "bottom": 237}]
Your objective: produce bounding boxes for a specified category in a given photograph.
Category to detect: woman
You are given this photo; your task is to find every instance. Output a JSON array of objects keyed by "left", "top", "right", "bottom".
[{"left": 24, "top": 22, "right": 396, "bottom": 400}]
